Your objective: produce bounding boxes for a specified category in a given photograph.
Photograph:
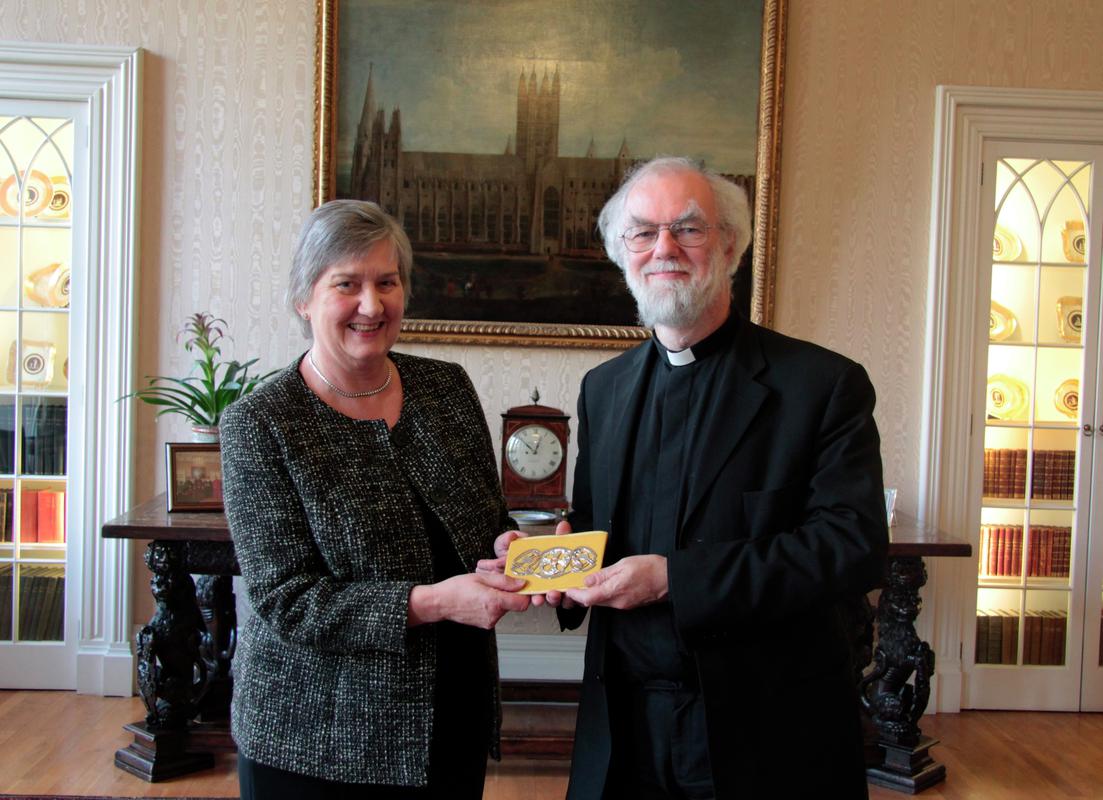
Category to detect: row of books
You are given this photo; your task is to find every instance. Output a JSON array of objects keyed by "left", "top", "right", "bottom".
[
  {"left": 978, "top": 524, "right": 1071, "bottom": 578},
  {"left": 1030, "top": 450, "right": 1076, "bottom": 501},
  {"left": 982, "top": 448, "right": 1075, "bottom": 500},
  {"left": 0, "top": 398, "right": 68, "bottom": 476},
  {"left": 0, "top": 487, "right": 66, "bottom": 543},
  {"left": 975, "top": 609, "right": 1067, "bottom": 666},
  {"left": 0, "top": 564, "right": 65, "bottom": 641}
]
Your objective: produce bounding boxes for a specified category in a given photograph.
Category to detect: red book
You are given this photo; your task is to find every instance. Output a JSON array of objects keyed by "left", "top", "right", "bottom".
[
  {"left": 1024, "top": 615, "right": 1041, "bottom": 665},
  {"left": 1041, "top": 527, "right": 1052, "bottom": 577},
  {"left": 1001, "top": 526, "right": 1014, "bottom": 576},
  {"left": 997, "top": 449, "right": 1012, "bottom": 498},
  {"left": 1012, "top": 449, "right": 1027, "bottom": 498},
  {"left": 1040, "top": 450, "right": 1052, "bottom": 499},
  {"left": 1062, "top": 451, "right": 1075, "bottom": 500},
  {"left": 992, "top": 527, "right": 1004, "bottom": 576},
  {"left": 1010, "top": 526, "right": 1022, "bottom": 576},
  {"left": 1056, "top": 528, "right": 1071, "bottom": 578},
  {"left": 1026, "top": 528, "right": 1037, "bottom": 577},
  {"left": 1000, "top": 610, "right": 1018, "bottom": 665},
  {"left": 35, "top": 490, "right": 65, "bottom": 543},
  {"left": 19, "top": 489, "right": 38, "bottom": 543}
]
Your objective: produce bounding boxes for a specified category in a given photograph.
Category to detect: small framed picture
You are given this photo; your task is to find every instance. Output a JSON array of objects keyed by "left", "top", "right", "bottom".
[{"left": 165, "top": 443, "right": 224, "bottom": 512}]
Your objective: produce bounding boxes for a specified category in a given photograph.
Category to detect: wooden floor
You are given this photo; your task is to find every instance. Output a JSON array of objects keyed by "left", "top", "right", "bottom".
[{"left": 2, "top": 691, "right": 1102, "bottom": 798}]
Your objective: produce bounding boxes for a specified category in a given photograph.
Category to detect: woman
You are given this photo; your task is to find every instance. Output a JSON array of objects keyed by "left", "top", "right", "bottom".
[{"left": 221, "top": 200, "right": 529, "bottom": 798}]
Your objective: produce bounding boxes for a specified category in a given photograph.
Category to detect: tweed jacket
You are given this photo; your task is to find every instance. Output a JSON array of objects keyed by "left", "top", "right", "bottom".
[{"left": 220, "top": 351, "right": 511, "bottom": 785}]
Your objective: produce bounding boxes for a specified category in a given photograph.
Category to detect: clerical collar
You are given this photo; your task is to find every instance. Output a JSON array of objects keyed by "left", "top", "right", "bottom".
[{"left": 652, "top": 313, "right": 739, "bottom": 367}]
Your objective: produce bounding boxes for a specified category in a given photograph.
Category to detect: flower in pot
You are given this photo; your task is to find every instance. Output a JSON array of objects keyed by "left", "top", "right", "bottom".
[{"left": 125, "top": 312, "right": 276, "bottom": 440}]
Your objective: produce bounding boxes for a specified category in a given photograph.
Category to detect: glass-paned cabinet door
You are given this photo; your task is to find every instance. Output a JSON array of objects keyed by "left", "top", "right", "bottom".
[
  {"left": 970, "top": 144, "right": 1103, "bottom": 711},
  {"left": 0, "top": 114, "right": 72, "bottom": 645}
]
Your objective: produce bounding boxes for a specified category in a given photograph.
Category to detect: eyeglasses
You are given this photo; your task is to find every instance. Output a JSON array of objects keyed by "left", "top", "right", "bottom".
[{"left": 620, "top": 221, "right": 713, "bottom": 253}]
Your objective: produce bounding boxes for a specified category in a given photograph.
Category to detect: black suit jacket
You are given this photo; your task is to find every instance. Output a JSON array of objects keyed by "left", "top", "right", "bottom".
[{"left": 561, "top": 315, "right": 888, "bottom": 799}]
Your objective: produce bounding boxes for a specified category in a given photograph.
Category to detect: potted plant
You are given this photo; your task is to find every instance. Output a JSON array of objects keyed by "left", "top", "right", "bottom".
[{"left": 126, "top": 312, "right": 276, "bottom": 441}]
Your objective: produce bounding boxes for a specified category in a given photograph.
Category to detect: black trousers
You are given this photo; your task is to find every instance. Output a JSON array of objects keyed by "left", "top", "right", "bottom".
[{"left": 605, "top": 679, "right": 715, "bottom": 800}]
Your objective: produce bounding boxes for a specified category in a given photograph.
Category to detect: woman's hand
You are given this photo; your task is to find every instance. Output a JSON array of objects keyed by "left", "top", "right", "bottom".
[{"left": 408, "top": 572, "right": 530, "bottom": 629}]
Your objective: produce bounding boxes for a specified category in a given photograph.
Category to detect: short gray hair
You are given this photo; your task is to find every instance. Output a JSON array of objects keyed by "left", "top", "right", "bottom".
[
  {"left": 597, "top": 156, "right": 751, "bottom": 274},
  {"left": 287, "top": 200, "right": 414, "bottom": 336}
]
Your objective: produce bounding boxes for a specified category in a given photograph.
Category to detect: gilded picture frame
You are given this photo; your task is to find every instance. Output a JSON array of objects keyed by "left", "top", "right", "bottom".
[{"left": 314, "top": 0, "right": 786, "bottom": 347}]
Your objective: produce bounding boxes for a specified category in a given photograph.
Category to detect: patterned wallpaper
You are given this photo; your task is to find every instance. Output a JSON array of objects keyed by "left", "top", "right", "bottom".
[{"left": 2, "top": 0, "right": 1102, "bottom": 626}]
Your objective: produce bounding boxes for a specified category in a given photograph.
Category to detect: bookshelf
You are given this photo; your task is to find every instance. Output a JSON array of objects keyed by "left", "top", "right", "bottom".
[
  {"left": 0, "top": 44, "right": 141, "bottom": 694},
  {"left": 0, "top": 115, "right": 73, "bottom": 652},
  {"left": 966, "top": 145, "right": 1103, "bottom": 710}
]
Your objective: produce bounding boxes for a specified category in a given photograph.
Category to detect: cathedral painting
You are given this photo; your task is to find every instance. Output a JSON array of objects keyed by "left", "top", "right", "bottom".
[{"left": 320, "top": 0, "right": 774, "bottom": 337}]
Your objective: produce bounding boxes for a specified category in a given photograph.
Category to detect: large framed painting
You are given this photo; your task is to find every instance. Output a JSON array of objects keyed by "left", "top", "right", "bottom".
[{"left": 314, "top": 0, "right": 786, "bottom": 347}]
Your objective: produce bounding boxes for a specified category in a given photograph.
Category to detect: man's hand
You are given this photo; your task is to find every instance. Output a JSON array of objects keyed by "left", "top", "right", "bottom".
[
  {"left": 475, "top": 529, "right": 525, "bottom": 575},
  {"left": 564, "top": 554, "right": 669, "bottom": 610}
]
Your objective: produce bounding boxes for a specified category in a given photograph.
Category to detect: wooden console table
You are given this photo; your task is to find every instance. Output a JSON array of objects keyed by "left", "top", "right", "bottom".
[
  {"left": 102, "top": 494, "right": 237, "bottom": 782},
  {"left": 859, "top": 517, "right": 972, "bottom": 794},
  {"left": 104, "top": 498, "right": 971, "bottom": 792}
]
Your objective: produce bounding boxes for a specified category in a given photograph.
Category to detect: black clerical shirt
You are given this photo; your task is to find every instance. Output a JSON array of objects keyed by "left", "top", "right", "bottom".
[{"left": 607, "top": 313, "right": 739, "bottom": 685}]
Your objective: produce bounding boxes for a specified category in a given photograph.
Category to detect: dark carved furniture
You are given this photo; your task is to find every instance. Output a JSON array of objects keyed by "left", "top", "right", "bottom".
[
  {"left": 860, "top": 517, "right": 972, "bottom": 794},
  {"left": 102, "top": 495, "right": 236, "bottom": 782},
  {"left": 105, "top": 498, "right": 970, "bottom": 792}
]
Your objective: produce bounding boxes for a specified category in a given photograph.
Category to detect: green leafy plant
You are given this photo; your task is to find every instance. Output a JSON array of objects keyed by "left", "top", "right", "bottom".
[{"left": 125, "top": 312, "right": 276, "bottom": 426}]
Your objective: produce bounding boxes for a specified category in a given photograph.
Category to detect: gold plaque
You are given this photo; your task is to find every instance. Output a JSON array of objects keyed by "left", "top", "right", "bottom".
[
  {"left": 993, "top": 224, "right": 1022, "bottom": 261},
  {"left": 1056, "top": 296, "right": 1082, "bottom": 343},
  {"left": 505, "top": 530, "right": 608, "bottom": 594},
  {"left": 0, "top": 170, "right": 53, "bottom": 218},
  {"left": 1054, "top": 379, "right": 1079, "bottom": 419},
  {"left": 6, "top": 339, "right": 56, "bottom": 387},
  {"left": 23, "top": 261, "right": 71, "bottom": 308},
  {"left": 1061, "top": 220, "right": 1086, "bottom": 263},
  {"left": 990, "top": 301, "right": 1018, "bottom": 342},
  {"left": 986, "top": 374, "right": 1029, "bottom": 421},
  {"left": 39, "top": 175, "right": 71, "bottom": 220}
]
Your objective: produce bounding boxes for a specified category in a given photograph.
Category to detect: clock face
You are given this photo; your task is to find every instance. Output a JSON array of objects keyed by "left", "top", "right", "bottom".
[{"left": 505, "top": 424, "right": 564, "bottom": 481}]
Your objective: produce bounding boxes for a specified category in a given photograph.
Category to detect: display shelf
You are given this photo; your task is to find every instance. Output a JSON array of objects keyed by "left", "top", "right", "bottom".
[
  {"left": 969, "top": 151, "right": 1100, "bottom": 707},
  {"left": 989, "top": 341, "right": 1082, "bottom": 350},
  {"left": 993, "top": 261, "right": 1088, "bottom": 269}
]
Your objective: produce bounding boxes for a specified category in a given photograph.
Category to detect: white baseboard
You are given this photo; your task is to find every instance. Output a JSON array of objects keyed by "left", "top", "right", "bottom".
[
  {"left": 498, "top": 633, "right": 585, "bottom": 681},
  {"left": 76, "top": 641, "right": 135, "bottom": 696}
]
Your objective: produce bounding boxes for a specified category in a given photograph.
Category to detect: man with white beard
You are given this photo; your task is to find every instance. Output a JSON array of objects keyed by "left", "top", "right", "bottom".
[{"left": 549, "top": 156, "right": 889, "bottom": 799}]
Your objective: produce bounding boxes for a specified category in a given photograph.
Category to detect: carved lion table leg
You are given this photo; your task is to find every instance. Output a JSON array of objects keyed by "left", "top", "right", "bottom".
[
  {"left": 196, "top": 574, "right": 236, "bottom": 723},
  {"left": 859, "top": 555, "right": 946, "bottom": 793},
  {"left": 114, "top": 541, "right": 214, "bottom": 782}
]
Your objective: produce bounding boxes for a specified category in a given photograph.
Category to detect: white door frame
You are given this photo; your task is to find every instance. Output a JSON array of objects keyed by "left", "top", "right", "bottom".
[
  {"left": 0, "top": 42, "right": 141, "bottom": 695},
  {"left": 921, "top": 86, "right": 1103, "bottom": 712}
]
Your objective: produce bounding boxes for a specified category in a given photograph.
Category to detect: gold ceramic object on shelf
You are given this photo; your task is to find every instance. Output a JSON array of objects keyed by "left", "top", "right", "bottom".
[
  {"left": 39, "top": 175, "right": 70, "bottom": 220},
  {"left": 989, "top": 301, "right": 1018, "bottom": 342},
  {"left": 1057, "top": 296, "right": 1083, "bottom": 343},
  {"left": 1054, "top": 379, "right": 1079, "bottom": 419},
  {"left": 23, "top": 262, "right": 70, "bottom": 308},
  {"left": 1061, "top": 220, "right": 1086, "bottom": 263},
  {"left": 986, "top": 373, "right": 1029, "bottom": 421},
  {"left": 6, "top": 339, "right": 56, "bottom": 388},
  {"left": 993, "top": 224, "right": 1023, "bottom": 261},
  {"left": 0, "top": 170, "right": 53, "bottom": 218}
]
